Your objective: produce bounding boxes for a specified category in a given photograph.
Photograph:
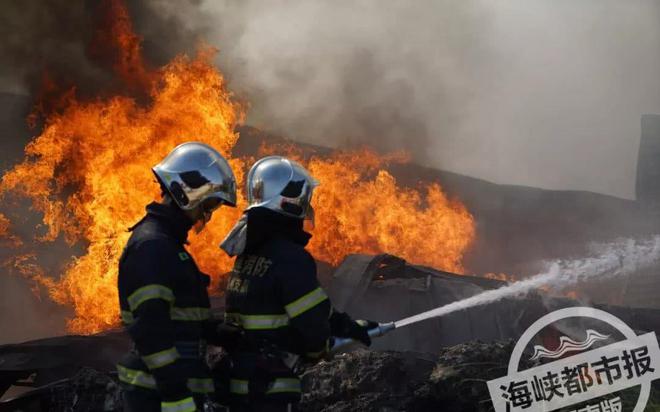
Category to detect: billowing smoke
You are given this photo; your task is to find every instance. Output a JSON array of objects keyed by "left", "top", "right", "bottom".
[
  {"left": 2, "top": 1, "right": 659, "bottom": 197},
  {"left": 0, "top": 0, "right": 206, "bottom": 344},
  {"left": 0, "top": 0, "right": 202, "bottom": 97},
  {"left": 193, "top": 0, "right": 660, "bottom": 199}
]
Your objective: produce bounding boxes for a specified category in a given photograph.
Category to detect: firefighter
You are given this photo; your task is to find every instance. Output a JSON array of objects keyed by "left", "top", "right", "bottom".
[
  {"left": 117, "top": 142, "right": 240, "bottom": 412},
  {"left": 219, "top": 156, "right": 377, "bottom": 412}
]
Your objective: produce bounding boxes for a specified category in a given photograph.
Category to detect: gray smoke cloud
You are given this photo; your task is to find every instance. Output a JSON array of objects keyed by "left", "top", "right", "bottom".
[
  {"left": 0, "top": 0, "right": 203, "bottom": 96},
  {"left": 190, "top": 0, "right": 660, "bottom": 199},
  {"left": 2, "top": 1, "right": 659, "bottom": 198}
]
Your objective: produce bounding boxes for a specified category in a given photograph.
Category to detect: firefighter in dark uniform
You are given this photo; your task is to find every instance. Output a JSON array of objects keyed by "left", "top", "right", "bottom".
[
  {"left": 219, "top": 156, "right": 377, "bottom": 412},
  {"left": 117, "top": 142, "right": 239, "bottom": 412}
]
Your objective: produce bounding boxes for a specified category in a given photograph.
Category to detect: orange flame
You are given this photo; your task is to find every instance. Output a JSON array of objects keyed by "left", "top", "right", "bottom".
[
  {"left": 278, "top": 148, "right": 474, "bottom": 272},
  {"left": 87, "top": 0, "right": 154, "bottom": 92},
  {"left": 0, "top": 213, "right": 21, "bottom": 248},
  {"left": 0, "top": 0, "right": 475, "bottom": 334}
]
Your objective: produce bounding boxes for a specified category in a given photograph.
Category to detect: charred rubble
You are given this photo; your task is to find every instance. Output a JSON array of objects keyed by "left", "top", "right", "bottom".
[
  {"left": 6, "top": 341, "right": 523, "bottom": 412},
  {"left": 3, "top": 254, "right": 660, "bottom": 411},
  {"left": 10, "top": 341, "right": 660, "bottom": 412},
  {"left": 299, "top": 342, "right": 527, "bottom": 412}
]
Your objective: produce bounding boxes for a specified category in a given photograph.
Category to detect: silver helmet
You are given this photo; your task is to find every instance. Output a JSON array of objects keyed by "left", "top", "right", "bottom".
[
  {"left": 153, "top": 142, "right": 237, "bottom": 211},
  {"left": 246, "top": 156, "right": 318, "bottom": 220}
]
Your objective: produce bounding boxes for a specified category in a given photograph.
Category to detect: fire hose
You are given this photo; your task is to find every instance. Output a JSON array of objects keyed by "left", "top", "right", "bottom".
[{"left": 330, "top": 300, "right": 460, "bottom": 352}]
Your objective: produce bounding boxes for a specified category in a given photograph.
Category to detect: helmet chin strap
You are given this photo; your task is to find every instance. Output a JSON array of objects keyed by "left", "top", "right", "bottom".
[
  {"left": 187, "top": 206, "right": 210, "bottom": 234},
  {"left": 304, "top": 204, "right": 315, "bottom": 230}
]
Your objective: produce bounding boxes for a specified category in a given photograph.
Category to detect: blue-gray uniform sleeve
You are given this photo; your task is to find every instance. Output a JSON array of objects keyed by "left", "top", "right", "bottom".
[{"left": 276, "top": 250, "right": 332, "bottom": 359}]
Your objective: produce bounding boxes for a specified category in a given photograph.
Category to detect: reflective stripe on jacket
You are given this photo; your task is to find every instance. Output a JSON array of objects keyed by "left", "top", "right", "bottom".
[
  {"left": 116, "top": 202, "right": 214, "bottom": 402},
  {"left": 223, "top": 207, "right": 333, "bottom": 402}
]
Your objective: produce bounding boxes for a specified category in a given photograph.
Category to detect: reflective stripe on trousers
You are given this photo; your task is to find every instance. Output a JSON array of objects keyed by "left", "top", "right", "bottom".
[
  {"left": 224, "top": 312, "right": 289, "bottom": 330},
  {"left": 161, "top": 396, "right": 196, "bottom": 412},
  {"left": 116, "top": 365, "right": 215, "bottom": 393}
]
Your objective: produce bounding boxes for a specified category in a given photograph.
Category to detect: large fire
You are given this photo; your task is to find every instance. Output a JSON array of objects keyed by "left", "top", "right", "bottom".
[{"left": 0, "top": 0, "right": 475, "bottom": 334}]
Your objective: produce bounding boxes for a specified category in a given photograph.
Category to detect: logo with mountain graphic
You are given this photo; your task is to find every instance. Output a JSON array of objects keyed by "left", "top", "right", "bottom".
[{"left": 488, "top": 307, "right": 660, "bottom": 412}]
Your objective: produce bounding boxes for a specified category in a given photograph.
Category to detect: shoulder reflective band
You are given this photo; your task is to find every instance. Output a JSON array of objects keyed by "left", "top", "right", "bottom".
[
  {"left": 170, "top": 307, "right": 211, "bottom": 321},
  {"left": 127, "top": 284, "right": 174, "bottom": 311},
  {"left": 120, "top": 310, "right": 134, "bottom": 324},
  {"left": 284, "top": 287, "right": 328, "bottom": 318},
  {"left": 116, "top": 365, "right": 157, "bottom": 389},
  {"left": 229, "top": 378, "right": 302, "bottom": 395},
  {"left": 224, "top": 312, "right": 289, "bottom": 330},
  {"left": 161, "top": 396, "right": 196, "bottom": 412},
  {"left": 142, "top": 347, "right": 179, "bottom": 369},
  {"left": 187, "top": 377, "right": 214, "bottom": 393}
]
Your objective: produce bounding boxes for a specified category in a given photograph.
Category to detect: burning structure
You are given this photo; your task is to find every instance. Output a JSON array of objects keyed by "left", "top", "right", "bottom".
[
  {"left": 1, "top": 1, "right": 660, "bottom": 411},
  {"left": 0, "top": 0, "right": 474, "bottom": 334}
]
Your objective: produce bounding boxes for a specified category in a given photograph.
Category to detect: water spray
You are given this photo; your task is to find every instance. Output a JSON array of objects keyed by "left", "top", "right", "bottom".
[{"left": 332, "top": 236, "right": 660, "bottom": 352}]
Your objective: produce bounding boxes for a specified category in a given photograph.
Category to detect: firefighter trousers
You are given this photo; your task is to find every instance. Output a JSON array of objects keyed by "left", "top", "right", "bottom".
[{"left": 121, "top": 385, "right": 208, "bottom": 412}]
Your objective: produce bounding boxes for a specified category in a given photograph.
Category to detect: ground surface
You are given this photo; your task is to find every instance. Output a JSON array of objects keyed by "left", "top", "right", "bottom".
[
  {"left": 30, "top": 341, "right": 524, "bottom": 411},
  {"left": 12, "top": 340, "right": 660, "bottom": 411}
]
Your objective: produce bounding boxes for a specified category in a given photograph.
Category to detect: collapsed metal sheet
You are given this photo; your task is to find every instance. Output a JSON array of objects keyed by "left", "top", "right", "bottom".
[
  {"left": 0, "top": 331, "right": 129, "bottom": 402},
  {"left": 328, "top": 254, "right": 579, "bottom": 353}
]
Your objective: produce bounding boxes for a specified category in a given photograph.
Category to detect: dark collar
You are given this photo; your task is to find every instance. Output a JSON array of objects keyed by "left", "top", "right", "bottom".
[
  {"left": 138, "top": 201, "right": 193, "bottom": 244},
  {"left": 245, "top": 207, "right": 311, "bottom": 252}
]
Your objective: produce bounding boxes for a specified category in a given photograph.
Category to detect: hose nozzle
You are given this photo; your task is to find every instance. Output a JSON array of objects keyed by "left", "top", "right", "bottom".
[
  {"left": 331, "top": 321, "right": 396, "bottom": 352},
  {"left": 368, "top": 321, "right": 396, "bottom": 338}
]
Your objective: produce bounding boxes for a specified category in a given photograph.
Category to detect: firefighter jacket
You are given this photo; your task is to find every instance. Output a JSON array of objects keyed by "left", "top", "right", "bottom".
[
  {"left": 117, "top": 202, "right": 221, "bottom": 412},
  {"left": 223, "top": 207, "right": 332, "bottom": 403}
]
